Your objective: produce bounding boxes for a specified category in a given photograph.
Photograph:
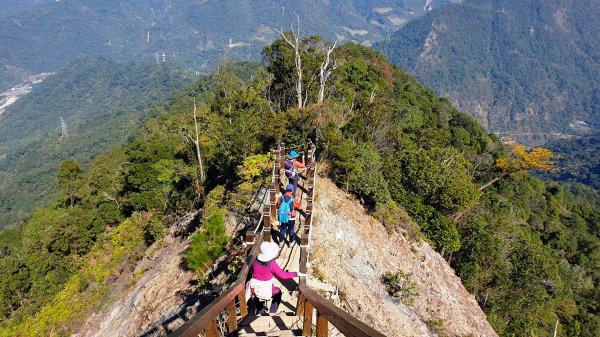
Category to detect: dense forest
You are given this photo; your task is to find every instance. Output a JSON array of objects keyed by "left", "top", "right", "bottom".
[
  {"left": 376, "top": 0, "right": 600, "bottom": 138},
  {"left": 0, "top": 37, "right": 598, "bottom": 336},
  {"left": 543, "top": 132, "right": 600, "bottom": 191},
  {"left": 0, "top": 58, "right": 192, "bottom": 228}
]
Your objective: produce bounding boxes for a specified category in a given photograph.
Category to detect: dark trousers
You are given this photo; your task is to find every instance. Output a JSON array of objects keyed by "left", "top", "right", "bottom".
[
  {"left": 279, "top": 219, "right": 296, "bottom": 243},
  {"left": 290, "top": 174, "right": 299, "bottom": 197},
  {"left": 253, "top": 290, "right": 282, "bottom": 314}
]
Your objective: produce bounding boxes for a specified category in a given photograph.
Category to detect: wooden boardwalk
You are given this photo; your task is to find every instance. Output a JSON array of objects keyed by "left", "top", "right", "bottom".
[
  {"left": 236, "top": 169, "right": 309, "bottom": 337},
  {"left": 168, "top": 143, "right": 385, "bottom": 337}
]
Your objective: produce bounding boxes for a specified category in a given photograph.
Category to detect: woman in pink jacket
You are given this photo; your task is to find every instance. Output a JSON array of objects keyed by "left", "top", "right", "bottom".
[{"left": 245, "top": 241, "right": 305, "bottom": 313}]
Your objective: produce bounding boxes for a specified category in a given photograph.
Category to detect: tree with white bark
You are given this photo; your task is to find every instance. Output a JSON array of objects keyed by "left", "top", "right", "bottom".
[
  {"left": 275, "top": 15, "right": 303, "bottom": 109},
  {"left": 188, "top": 101, "right": 205, "bottom": 182},
  {"left": 318, "top": 40, "right": 339, "bottom": 103}
]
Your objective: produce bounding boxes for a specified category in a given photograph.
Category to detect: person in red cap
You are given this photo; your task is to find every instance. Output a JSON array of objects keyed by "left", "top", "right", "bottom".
[
  {"left": 277, "top": 184, "right": 301, "bottom": 247},
  {"left": 245, "top": 241, "right": 306, "bottom": 313}
]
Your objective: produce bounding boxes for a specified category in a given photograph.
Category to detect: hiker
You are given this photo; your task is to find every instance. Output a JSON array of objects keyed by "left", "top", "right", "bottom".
[
  {"left": 285, "top": 150, "right": 305, "bottom": 196},
  {"left": 277, "top": 184, "right": 301, "bottom": 247},
  {"left": 245, "top": 241, "right": 306, "bottom": 313}
]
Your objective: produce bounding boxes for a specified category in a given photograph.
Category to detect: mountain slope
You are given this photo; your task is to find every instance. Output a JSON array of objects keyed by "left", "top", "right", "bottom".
[
  {"left": 311, "top": 177, "right": 497, "bottom": 337},
  {"left": 73, "top": 176, "right": 498, "bottom": 337},
  {"left": 0, "top": 39, "right": 598, "bottom": 337},
  {"left": 0, "top": 0, "right": 457, "bottom": 91},
  {"left": 0, "top": 58, "right": 192, "bottom": 227},
  {"left": 544, "top": 132, "right": 600, "bottom": 190},
  {"left": 377, "top": 0, "right": 600, "bottom": 141}
]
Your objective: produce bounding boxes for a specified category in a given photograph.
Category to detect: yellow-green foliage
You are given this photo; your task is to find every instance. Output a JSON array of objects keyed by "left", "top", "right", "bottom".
[
  {"left": 1, "top": 214, "right": 149, "bottom": 337},
  {"left": 203, "top": 185, "right": 226, "bottom": 220},
  {"left": 229, "top": 153, "right": 272, "bottom": 212},
  {"left": 186, "top": 210, "right": 228, "bottom": 284}
]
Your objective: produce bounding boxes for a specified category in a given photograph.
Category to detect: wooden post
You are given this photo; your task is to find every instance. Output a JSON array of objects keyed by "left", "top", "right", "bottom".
[
  {"left": 308, "top": 143, "right": 316, "bottom": 167},
  {"left": 306, "top": 176, "right": 314, "bottom": 196},
  {"left": 227, "top": 300, "right": 238, "bottom": 332},
  {"left": 238, "top": 287, "right": 248, "bottom": 317},
  {"left": 203, "top": 318, "right": 219, "bottom": 337},
  {"left": 305, "top": 198, "right": 313, "bottom": 214},
  {"left": 245, "top": 230, "right": 255, "bottom": 245},
  {"left": 303, "top": 301, "right": 314, "bottom": 336},
  {"left": 280, "top": 143, "right": 286, "bottom": 171},
  {"left": 270, "top": 184, "right": 277, "bottom": 218},
  {"left": 316, "top": 312, "right": 328, "bottom": 337},
  {"left": 301, "top": 233, "right": 309, "bottom": 245},
  {"left": 296, "top": 293, "right": 306, "bottom": 316},
  {"left": 272, "top": 148, "right": 280, "bottom": 196},
  {"left": 302, "top": 211, "right": 311, "bottom": 246},
  {"left": 264, "top": 204, "right": 272, "bottom": 242}
]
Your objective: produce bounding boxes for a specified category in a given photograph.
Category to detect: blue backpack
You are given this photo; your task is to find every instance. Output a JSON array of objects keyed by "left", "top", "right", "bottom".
[{"left": 278, "top": 196, "right": 294, "bottom": 223}]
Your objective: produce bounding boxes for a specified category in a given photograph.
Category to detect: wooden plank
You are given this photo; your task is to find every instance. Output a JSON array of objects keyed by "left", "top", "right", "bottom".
[
  {"left": 316, "top": 312, "right": 328, "bottom": 337},
  {"left": 227, "top": 300, "right": 237, "bottom": 332},
  {"left": 299, "top": 284, "right": 386, "bottom": 337},
  {"left": 238, "top": 287, "right": 248, "bottom": 317},
  {"left": 303, "top": 301, "right": 313, "bottom": 336},
  {"left": 170, "top": 283, "right": 243, "bottom": 337},
  {"left": 299, "top": 246, "right": 308, "bottom": 273},
  {"left": 296, "top": 293, "right": 305, "bottom": 316},
  {"left": 203, "top": 318, "right": 218, "bottom": 337}
]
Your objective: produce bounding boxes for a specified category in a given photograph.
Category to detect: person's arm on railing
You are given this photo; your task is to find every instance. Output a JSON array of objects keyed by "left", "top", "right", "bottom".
[{"left": 270, "top": 261, "right": 298, "bottom": 280}]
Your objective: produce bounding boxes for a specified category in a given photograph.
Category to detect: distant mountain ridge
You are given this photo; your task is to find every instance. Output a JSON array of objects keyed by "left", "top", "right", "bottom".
[
  {"left": 377, "top": 0, "right": 600, "bottom": 142},
  {"left": 0, "top": 0, "right": 457, "bottom": 91}
]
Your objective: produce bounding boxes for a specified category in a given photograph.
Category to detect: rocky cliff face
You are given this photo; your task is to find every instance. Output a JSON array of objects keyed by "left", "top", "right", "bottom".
[
  {"left": 309, "top": 177, "right": 497, "bottom": 337},
  {"left": 73, "top": 216, "right": 200, "bottom": 337}
]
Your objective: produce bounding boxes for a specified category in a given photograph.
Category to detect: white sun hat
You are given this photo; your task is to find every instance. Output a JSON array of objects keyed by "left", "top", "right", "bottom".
[{"left": 257, "top": 241, "right": 280, "bottom": 262}]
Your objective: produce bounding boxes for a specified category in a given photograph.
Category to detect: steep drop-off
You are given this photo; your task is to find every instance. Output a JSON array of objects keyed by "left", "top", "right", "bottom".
[{"left": 310, "top": 177, "right": 497, "bottom": 337}]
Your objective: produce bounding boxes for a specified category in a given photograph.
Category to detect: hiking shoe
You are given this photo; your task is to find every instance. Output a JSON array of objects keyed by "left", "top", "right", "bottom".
[
  {"left": 287, "top": 240, "right": 295, "bottom": 248},
  {"left": 278, "top": 241, "right": 285, "bottom": 248}
]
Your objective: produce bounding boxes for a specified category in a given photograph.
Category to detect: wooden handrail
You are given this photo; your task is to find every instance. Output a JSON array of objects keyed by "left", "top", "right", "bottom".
[
  {"left": 168, "top": 235, "right": 263, "bottom": 337},
  {"left": 298, "top": 282, "right": 386, "bottom": 337}
]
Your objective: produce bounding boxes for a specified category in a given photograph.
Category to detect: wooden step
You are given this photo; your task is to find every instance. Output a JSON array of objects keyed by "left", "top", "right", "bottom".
[
  {"left": 237, "top": 312, "right": 303, "bottom": 336},
  {"left": 237, "top": 330, "right": 300, "bottom": 337}
]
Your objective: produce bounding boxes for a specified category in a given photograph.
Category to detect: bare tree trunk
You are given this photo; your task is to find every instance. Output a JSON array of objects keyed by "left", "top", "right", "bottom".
[
  {"left": 479, "top": 172, "right": 509, "bottom": 191},
  {"left": 217, "top": 66, "right": 233, "bottom": 124},
  {"left": 188, "top": 101, "right": 205, "bottom": 182},
  {"left": 318, "top": 41, "right": 338, "bottom": 103},
  {"left": 277, "top": 15, "right": 303, "bottom": 109}
]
